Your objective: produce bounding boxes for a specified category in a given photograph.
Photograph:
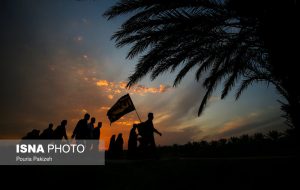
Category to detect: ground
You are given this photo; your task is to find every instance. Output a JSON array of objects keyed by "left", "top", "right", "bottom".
[{"left": 2, "top": 156, "right": 298, "bottom": 189}]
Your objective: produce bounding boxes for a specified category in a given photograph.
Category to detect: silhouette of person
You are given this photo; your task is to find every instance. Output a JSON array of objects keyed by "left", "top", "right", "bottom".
[
  {"left": 92, "top": 122, "right": 102, "bottom": 151},
  {"left": 53, "top": 120, "right": 68, "bottom": 141},
  {"left": 40, "top": 123, "right": 54, "bottom": 139},
  {"left": 128, "top": 124, "right": 138, "bottom": 159},
  {"left": 86, "top": 117, "right": 96, "bottom": 150},
  {"left": 115, "top": 133, "right": 124, "bottom": 159},
  {"left": 142, "top": 113, "right": 162, "bottom": 156},
  {"left": 88, "top": 117, "right": 96, "bottom": 139},
  {"left": 72, "top": 113, "right": 90, "bottom": 140},
  {"left": 108, "top": 134, "right": 116, "bottom": 159},
  {"left": 22, "top": 129, "right": 40, "bottom": 139}
]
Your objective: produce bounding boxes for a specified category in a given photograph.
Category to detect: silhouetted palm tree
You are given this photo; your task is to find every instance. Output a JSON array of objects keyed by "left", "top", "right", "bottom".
[
  {"left": 252, "top": 133, "right": 265, "bottom": 143},
  {"left": 104, "top": 0, "right": 299, "bottom": 132},
  {"left": 239, "top": 134, "right": 250, "bottom": 145},
  {"left": 218, "top": 138, "right": 227, "bottom": 146},
  {"left": 228, "top": 136, "right": 239, "bottom": 145},
  {"left": 267, "top": 130, "right": 283, "bottom": 142}
]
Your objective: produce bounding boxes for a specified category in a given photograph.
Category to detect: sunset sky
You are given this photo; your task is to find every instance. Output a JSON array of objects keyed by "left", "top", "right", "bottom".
[{"left": 0, "top": 0, "right": 287, "bottom": 149}]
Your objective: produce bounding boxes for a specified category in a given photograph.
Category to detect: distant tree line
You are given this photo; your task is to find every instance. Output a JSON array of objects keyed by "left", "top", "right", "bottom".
[{"left": 157, "top": 129, "right": 297, "bottom": 158}]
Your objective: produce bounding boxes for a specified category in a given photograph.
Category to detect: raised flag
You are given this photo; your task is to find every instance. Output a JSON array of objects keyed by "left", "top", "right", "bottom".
[{"left": 107, "top": 94, "right": 136, "bottom": 124}]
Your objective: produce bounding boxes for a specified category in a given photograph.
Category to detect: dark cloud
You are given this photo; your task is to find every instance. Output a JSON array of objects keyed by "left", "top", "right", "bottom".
[
  {"left": 219, "top": 117, "right": 286, "bottom": 137},
  {"left": 209, "top": 112, "right": 287, "bottom": 140},
  {"left": 147, "top": 79, "right": 206, "bottom": 130}
]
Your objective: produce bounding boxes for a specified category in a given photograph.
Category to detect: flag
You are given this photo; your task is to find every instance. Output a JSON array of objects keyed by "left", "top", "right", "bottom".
[{"left": 107, "top": 94, "right": 136, "bottom": 124}]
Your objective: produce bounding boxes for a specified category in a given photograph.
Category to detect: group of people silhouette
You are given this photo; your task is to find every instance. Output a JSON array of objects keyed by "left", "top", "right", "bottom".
[
  {"left": 22, "top": 113, "right": 102, "bottom": 151},
  {"left": 22, "top": 120, "right": 68, "bottom": 140},
  {"left": 108, "top": 112, "right": 162, "bottom": 159},
  {"left": 22, "top": 112, "right": 162, "bottom": 158}
]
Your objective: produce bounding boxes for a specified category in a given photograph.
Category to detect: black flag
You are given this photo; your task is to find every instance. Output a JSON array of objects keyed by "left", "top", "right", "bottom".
[{"left": 107, "top": 94, "right": 136, "bottom": 124}]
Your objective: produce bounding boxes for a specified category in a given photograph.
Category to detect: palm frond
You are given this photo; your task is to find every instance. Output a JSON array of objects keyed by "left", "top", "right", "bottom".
[
  {"left": 104, "top": 0, "right": 290, "bottom": 122},
  {"left": 173, "top": 55, "right": 205, "bottom": 87}
]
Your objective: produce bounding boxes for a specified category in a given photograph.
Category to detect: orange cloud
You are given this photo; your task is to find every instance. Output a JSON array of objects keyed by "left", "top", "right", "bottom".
[
  {"left": 100, "top": 106, "right": 110, "bottom": 110},
  {"left": 96, "top": 79, "right": 171, "bottom": 97},
  {"left": 114, "top": 121, "right": 132, "bottom": 126},
  {"left": 81, "top": 109, "right": 88, "bottom": 114},
  {"left": 132, "top": 84, "right": 169, "bottom": 94},
  {"left": 119, "top": 82, "right": 127, "bottom": 89},
  {"left": 218, "top": 112, "right": 260, "bottom": 134},
  {"left": 114, "top": 89, "right": 122, "bottom": 94},
  {"left": 107, "top": 95, "right": 114, "bottom": 100},
  {"left": 96, "top": 80, "right": 109, "bottom": 87}
]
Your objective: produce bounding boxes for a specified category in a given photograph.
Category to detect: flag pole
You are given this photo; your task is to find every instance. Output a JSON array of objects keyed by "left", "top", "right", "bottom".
[
  {"left": 135, "top": 109, "right": 142, "bottom": 123},
  {"left": 127, "top": 93, "right": 142, "bottom": 122}
]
